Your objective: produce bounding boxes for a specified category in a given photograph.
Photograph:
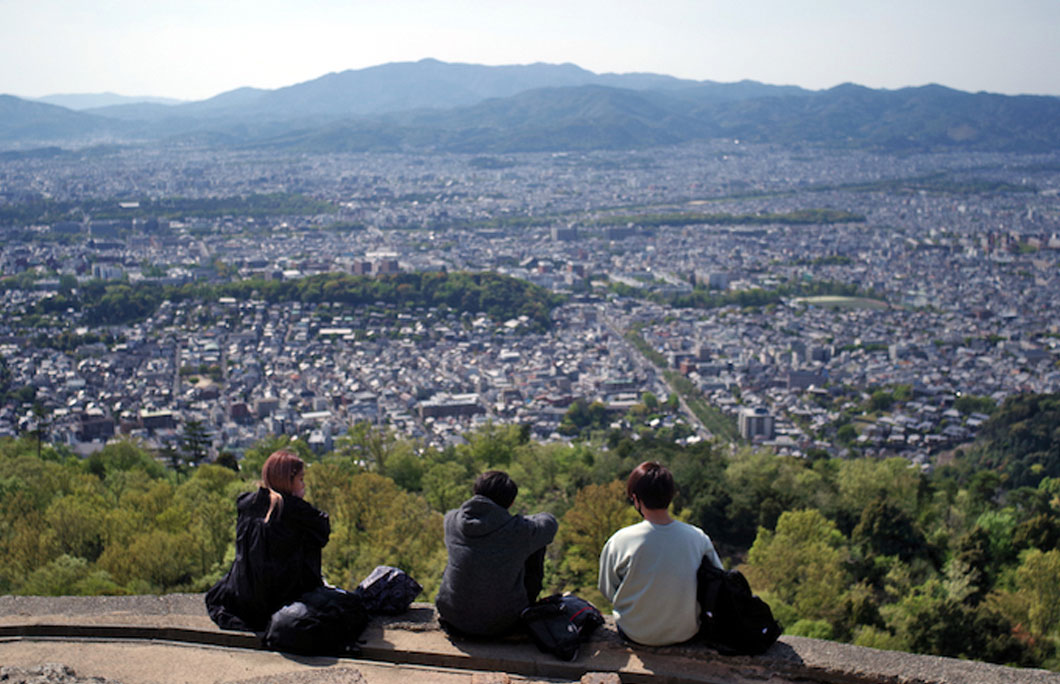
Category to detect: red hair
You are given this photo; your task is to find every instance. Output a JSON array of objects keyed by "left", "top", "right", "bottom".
[{"left": 261, "top": 449, "right": 304, "bottom": 523}]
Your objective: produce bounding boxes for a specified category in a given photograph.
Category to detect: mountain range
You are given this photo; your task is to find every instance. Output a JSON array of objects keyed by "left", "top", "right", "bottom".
[
  {"left": 2, "top": 58, "right": 1058, "bottom": 153},
  {"left": 33, "top": 93, "right": 185, "bottom": 110}
]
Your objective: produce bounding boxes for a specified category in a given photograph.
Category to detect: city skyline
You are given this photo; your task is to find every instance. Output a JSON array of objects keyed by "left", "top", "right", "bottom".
[{"left": 3, "top": 0, "right": 1059, "bottom": 102}]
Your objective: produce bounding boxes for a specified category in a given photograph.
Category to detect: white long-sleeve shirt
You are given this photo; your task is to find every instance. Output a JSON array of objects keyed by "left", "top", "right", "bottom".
[{"left": 598, "top": 519, "right": 722, "bottom": 646}]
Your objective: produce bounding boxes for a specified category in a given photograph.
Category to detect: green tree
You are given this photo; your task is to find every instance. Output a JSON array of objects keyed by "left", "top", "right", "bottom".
[
  {"left": 17, "top": 554, "right": 121, "bottom": 596},
  {"left": 833, "top": 458, "right": 921, "bottom": 533},
  {"left": 31, "top": 403, "right": 50, "bottom": 460},
  {"left": 178, "top": 465, "right": 239, "bottom": 577},
  {"left": 241, "top": 436, "right": 313, "bottom": 480},
  {"left": 333, "top": 422, "right": 398, "bottom": 474},
  {"left": 97, "top": 529, "right": 199, "bottom": 590},
  {"left": 869, "top": 390, "right": 895, "bottom": 412},
  {"left": 507, "top": 441, "right": 593, "bottom": 514},
  {"left": 0, "top": 492, "right": 59, "bottom": 589},
  {"left": 555, "top": 481, "right": 639, "bottom": 605},
  {"left": 955, "top": 394, "right": 996, "bottom": 416},
  {"left": 384, "top": 441, "right": 426, "bottom": 492},
  {"left": 667, "top": 442, "right": 732, "bottom": 542},
  {"left": 974, "top": 510, "right": 1018, "bottom": 568},
  {"left": 45, "top": 492, "right": 109, "bottom": 562},
  {"left": 836, "top": 424, "right": 858, "bottom": 445},
  {"left": 160, "top": 445, "right": 185, "bottom": 481},
  {"left": 463, "top": 422, "right": 525, "bottom": 469},
  {"left": 852, "top": 497, "right": 926, "bottom": 562},
  {"left": 422, "top": 461, "right": 473, "bottom": 513},
  {"left": 215, "top": 452, "right": 240, "bottom": 472},
  {"left": 559, "top": 400, "right": 609, "bottom": 437},
  {"left": 884, "top": 582, "right": 1031, "bottom": 666},
  {"left": 308, "top": 467, "right": 445, "bottom": 598},
  {"left": 1013, "top": 513, "right": 1060, "bottom": 552},
  {"left": 85, "top": 437, "right": 166, "bottom": 480},
  {"left": 180, "top": 420, "right": 211, "bottom": 466},
  {"left": 989, "top": 548, "right": 1060, "bottom": 640},
  {"left": 723, "top": 448, "right": 831, "bottom": 546},
  {"left": 744, "top": 509, "right": 849, "bottom": 627},
  {"left": 950, "top": 526, "right": 995, "bottom": 605}
]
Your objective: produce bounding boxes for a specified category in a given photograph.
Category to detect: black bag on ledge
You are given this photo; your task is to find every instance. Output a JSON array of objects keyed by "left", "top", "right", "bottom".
[
  {"left": 356, "top": 565, "right": 423, "bottom": 614},
  {"left": 521, "top": 594, "right": 604, "bottom": 661},
  {"left": 263, "top": 585, "right": 370, "bottom": 656},
  {"left": 696, "top": 561, "right": 782, "bottom": 655}
]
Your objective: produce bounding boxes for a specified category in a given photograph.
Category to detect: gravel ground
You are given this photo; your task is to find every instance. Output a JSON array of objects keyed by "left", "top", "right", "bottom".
[{"left": 0, "top": 664, "right": 122, "bottom": 684}]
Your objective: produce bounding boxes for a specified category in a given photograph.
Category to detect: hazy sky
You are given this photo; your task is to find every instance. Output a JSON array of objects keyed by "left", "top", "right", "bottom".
[{"left": 3, "top": 0, "right": 1058, "bottom": 101}]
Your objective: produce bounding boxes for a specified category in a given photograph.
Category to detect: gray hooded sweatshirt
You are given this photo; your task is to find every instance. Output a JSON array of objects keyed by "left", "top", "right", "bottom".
[{"left": 436, "top": 495, "right": 558, "bottom": 636}]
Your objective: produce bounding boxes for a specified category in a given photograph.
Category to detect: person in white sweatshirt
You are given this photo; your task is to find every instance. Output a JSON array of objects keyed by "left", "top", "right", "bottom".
[{"left": 598, "top": 461, "right": 723, "bottom": 646}]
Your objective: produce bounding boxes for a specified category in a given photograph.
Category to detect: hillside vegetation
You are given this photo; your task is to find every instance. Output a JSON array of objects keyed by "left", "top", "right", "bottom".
[{"left": 3, "top": 392, "right": 1060, "bottom": 669}]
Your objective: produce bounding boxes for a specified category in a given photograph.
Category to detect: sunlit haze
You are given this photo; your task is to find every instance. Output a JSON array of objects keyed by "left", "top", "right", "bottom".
[{"left": 3, "top": 0, "right": 1059, "bottom": 102}]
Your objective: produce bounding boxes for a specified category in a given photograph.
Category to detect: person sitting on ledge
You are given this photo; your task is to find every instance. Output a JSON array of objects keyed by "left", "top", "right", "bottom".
[
  {"left": 436, "top": 470, "right": 558, "bottom": 637},
  {"left": 598, "top": 461, "right": 723, "bottom": 646},
  {"left": 206, "top": 449, "right": 330, "bottom": 632}
]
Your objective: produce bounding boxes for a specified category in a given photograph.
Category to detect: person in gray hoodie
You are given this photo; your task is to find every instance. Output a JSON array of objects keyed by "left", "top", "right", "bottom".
[{"left": 436, "top": 470, "right": 558, "bottom": 636}]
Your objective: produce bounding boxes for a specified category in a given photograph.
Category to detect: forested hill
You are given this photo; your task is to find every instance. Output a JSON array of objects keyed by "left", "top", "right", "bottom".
[
  {"left": 3, "top": 392, "right": 1060, "bottom": 669},
  {"left": 952, "top": 392, "right": 1060, "bottom": 489}
]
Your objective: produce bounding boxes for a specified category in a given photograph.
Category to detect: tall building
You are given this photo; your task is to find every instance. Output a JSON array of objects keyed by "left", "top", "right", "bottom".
[
  {"left": 738, "top": 406, "right": 774, "bottom": 441},
  {"left": 551, "top": 225, "right": 578, "bottom": 241}
]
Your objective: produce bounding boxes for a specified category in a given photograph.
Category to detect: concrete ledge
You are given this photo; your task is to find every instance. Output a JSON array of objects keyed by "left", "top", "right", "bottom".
[{"left": 1, "top": 594, "right": 1058, "bottom": 684}]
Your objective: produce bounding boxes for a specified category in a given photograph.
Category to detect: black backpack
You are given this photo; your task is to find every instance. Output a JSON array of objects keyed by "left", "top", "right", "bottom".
[
  {"left": 356, "top": 565, "right": 423, "bottom": 615},
  {"left": 521, "top": 594, "right": 605, "bottom": 661},
  {"left": 696, "top": 561, "right": 782, "bottom": 655},
  {"left": 263, "top": 585, "right": 370, "bottom": 656}
]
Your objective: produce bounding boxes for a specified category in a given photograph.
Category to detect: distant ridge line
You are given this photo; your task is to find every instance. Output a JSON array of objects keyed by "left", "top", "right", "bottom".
[{"left": 2, "top": 59, "right": 1058, "bottom": 153}]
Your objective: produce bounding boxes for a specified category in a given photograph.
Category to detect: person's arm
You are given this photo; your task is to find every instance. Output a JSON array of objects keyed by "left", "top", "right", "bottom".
[
  {"left": 287, "top": 496, "right": 331, "bottom": 547},
  {"left": 524, "top": 512, "right": 558, "bottom": 546},
  {"left": 701, "top": 532, "right": 722, "bottom": 570},
  {"left": 598, "top": 536, "right": 622, "bottom": 600}
]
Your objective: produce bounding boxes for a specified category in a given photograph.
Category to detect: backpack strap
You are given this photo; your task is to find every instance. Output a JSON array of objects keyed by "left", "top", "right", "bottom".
[
  {"left": 568, "top": 605, "right": 593, "bottom": 623},
  {"left": 697, "top": 559, "right": 725, "bottom": 616}
]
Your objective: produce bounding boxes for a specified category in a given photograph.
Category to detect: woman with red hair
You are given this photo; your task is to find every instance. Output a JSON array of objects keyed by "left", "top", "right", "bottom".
[{"left": 206, "top": 449, "right": 331, "bottom": 631}]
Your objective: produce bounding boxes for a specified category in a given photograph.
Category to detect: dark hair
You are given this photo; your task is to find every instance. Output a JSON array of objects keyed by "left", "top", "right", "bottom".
[
  {"left": 261, "top": 449, "right": 304, "bottom": 523},
  {"left": 474, "top": 470, "right": 518, "bottom": 509},
  {"left": 626, "top": 461, "right": 675, "bottom": 510}
]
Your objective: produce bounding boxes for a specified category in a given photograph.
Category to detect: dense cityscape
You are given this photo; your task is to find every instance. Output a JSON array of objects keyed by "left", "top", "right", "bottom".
[
  {"left": 1, "top": 141, "right": 1058, "bottom": 467},
  {"left": 4, "top": 0, "right": 1060, "bottom": 674}
]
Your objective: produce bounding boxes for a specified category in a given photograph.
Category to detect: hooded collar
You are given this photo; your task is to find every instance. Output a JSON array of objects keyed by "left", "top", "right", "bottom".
[{"left": 454, "top": 494, "right": 513, "bottom": 537}]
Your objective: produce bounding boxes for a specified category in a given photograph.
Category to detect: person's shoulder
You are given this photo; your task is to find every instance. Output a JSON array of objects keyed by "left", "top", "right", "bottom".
[
  {"left": 607, "top": 520, "right": 650, "bottom": 543},
  {"left": 673, "top": 519, "right": 709, "bottom": 537},
  {"left": 443, "top": 506, "right": 462, "bottom": 528},
  {"left": 514, "top": 510, "right": 558, "bottom": 532},
  {"left": 287, "top": 493, "right": 325, "bottom": 516},
  {"left": 237, "top": 487, "right": 266, "bottom": 508},
  {"left": 673, "top": 520, "right": 716, "bottom": 548}
]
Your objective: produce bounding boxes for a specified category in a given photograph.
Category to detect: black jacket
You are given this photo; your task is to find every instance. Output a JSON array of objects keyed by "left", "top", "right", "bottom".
[
  {"left": 206, "top": 488, "right": 330, "bottom": 631},
  {"left": 436, "top": 495, "right": 557, "bottom": 636}
]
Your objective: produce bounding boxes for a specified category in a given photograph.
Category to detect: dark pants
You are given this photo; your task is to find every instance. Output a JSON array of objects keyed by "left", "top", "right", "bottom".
[{"left": 524, "top": 546, "right": 546, "bottom": 604}]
